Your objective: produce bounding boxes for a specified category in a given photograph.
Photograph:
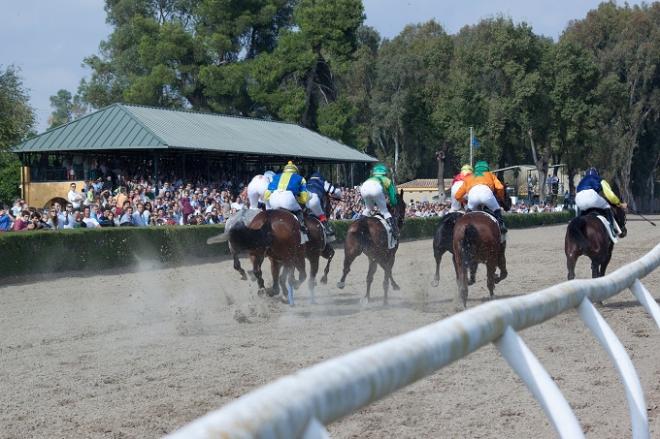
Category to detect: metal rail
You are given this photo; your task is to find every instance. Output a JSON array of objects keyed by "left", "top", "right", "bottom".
[{"left": 167, "top": 244, "right": 660, "bottom": 439}]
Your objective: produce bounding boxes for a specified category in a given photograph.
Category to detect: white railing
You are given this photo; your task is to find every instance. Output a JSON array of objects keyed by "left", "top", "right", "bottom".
[{"left": 167, "top": 244, "right": 660, "bottom": 439}]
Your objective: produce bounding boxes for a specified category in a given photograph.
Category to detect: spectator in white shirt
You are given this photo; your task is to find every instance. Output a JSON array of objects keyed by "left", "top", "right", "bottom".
[
  {"left": 82, "top": 206, "right": 100, "bottom": 228},
  {"left": 67, "top": 183, "right": 84, "bottom": 210}
]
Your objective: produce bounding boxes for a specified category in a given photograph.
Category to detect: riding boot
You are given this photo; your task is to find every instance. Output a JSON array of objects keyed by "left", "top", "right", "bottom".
[
  {"left": 386, "top": 216, "right": 399, "bottom": 240},
  {"left": 323, "top": 219, "right": 336, "bottom": 237},
  {"left": 494, "top": 209, "right": 508, "bottom": 236},
  {"left": 605, "top": 209, "right": 618, "bottom": 236},
  {"left": 295, "top": 210, "right": 308, "bottom": 235}
]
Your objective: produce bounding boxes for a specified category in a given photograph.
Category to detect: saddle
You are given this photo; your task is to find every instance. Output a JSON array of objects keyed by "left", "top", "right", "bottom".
[{"left": 370, "top": 211, "right": 397, "bottom": 249}]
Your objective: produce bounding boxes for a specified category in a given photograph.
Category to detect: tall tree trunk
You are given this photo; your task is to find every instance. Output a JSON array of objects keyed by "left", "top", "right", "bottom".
[
  {"left": 393, "top": 134, "right": 400, "bottom": 176},
  {"left": 436, "top": 144, "right": 449, "bottom": 202},
  {"left": 528, "top": 129, "right": 549, "bottom": 203},
  {"left": 301, "top": 59, "right": 319, "bottom": 129}
]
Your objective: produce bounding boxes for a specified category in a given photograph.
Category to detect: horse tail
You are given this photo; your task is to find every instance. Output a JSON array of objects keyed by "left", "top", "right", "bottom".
[
  {"left": 567, "top": 216, "right": 590, "bottom": 253},
  {"left": 228, "top": 217, "right": 273, "bottom": 251},
  {"left": 460, "top": 223, "right": 479, "bottom": 268}
]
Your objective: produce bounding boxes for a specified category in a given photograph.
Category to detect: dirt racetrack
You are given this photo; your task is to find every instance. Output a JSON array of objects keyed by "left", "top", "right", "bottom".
[{"left": 1, "top": 217, "right": 659, "bottom": 438}]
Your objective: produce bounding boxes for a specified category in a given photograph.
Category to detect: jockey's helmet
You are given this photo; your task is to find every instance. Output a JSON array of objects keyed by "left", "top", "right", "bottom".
[
  {"left": 283, "top": 161, "right": 299, "bottom": 173},
  {"left": 264, "top": 170, "right": 276, "bottom": 181},
  {"left": 586, "top": 167, "right": 599, "bottom": 177},
  {"left": 460, "top": 164, "right": 473, "bottom": 176},
  {"left": 474, "top": 161, "right": 489, "bottom": 176},
  {"left": 371, "top": 163, "right": 389, "bottom": 177},
  {"left": 310, "top": 172, "right": 323, "bottom": 180}
]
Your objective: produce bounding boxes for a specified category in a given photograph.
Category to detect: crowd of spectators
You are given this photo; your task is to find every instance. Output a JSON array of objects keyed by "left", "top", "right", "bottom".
[{"left": 0, "top": 178, "right": 571, "bottom": 233}]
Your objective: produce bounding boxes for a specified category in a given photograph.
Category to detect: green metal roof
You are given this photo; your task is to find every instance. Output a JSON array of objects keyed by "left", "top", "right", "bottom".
[{"left": 13, "top": 103, "right": 376, "bottom": 162}]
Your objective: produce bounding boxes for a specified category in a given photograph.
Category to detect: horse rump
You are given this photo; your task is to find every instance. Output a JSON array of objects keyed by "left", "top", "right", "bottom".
[
  {"left": 567, "top": 216, "right": 590, "bottom": 253},
  {"left": 227, "top": 218, "right": 273, "bottom": 251}
]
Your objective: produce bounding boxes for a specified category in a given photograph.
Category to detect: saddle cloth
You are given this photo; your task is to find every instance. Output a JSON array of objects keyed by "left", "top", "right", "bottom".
[
  {"left": 595, "top": 215, "right": 618, "bottom": 244},
  {"left": 371, "top": 212, "right": 397, "bottom": 249},
  {"left": 225, "top": 207, "right": 260, "bottom": 233}
]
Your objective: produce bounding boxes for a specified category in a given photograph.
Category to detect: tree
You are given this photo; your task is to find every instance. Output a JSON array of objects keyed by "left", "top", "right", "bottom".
[
  {"left": 79, "top": 0, "right": 294, "bottom": 113},
  {"left": 0, "top": 65, "right": 34, "bottom": 205},
  {"left": 370, "top": 21, "right": 452, "bottom": 180},
  {"left": 563, "top": 2, "right": 660, "bottom": 208},
  {"left": 48, "top": 89, "right": 88, "bottom": 128},
  {"left": 248, "top": 0, "right": 364, "bottom": 131},
  {"left": 443, "top": 17, "right": 550, "bottom": 183}
]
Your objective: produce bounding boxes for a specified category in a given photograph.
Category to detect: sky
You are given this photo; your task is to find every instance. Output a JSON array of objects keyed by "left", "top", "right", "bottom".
[{"left": 0, "top": 0, "right": 645, "bottom": 133}]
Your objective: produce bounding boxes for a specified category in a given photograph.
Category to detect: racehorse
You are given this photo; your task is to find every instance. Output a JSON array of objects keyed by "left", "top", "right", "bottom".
[
  {"left": 336, "top": 190, "right": 406, "bottom": 305},
  {"left": 433, "top": 188, "right": 512, "bottom": 289},
  {"left": 451, "top": 190, "right": 511, "bottom": 309},
  {"left": 208, "top": 209, "right": 307, "bottom": 305},
  {"left": 565, "top": 205, "right": 627, "bottom": 280}
]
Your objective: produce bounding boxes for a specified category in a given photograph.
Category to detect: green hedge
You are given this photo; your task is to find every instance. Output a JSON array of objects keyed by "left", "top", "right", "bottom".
[{"left": 0, "top": 211, "right": 572, "bottom": 279}]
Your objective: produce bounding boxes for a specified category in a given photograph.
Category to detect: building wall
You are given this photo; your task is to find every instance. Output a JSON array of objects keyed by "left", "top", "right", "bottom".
[
  {"left": 401, "top": 188, "right": 440, "bottom": 204},
  {"left": 22, "top": 167, "right": 85, "bottom": 208}
]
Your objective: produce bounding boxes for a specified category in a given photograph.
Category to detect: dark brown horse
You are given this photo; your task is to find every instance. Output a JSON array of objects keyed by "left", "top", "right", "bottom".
[
  {"left": 565, "top": 205, "right": 627, "bottom": 280},
  {"left": 452, "top": 211, "right": 508, "bottom": 309},
  {"left": 209, "top": 209, "right": 307, "bottom": 305},
  {"left": 431, "top": 212, "right": 464, "bottom": 288},
  {"left": 336, "top": 190, "right": 406, "bottom": 305}
]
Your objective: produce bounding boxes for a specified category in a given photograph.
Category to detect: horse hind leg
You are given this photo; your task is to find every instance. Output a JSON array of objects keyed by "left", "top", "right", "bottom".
[
  {"left": 495, "top": 243, "right": 508, "bottom": 284},
  {"left": 232, "top": 253, "right": 248, "bottom": 281},
  {"left": 362, "top": 258, "right": 378, "bottom": 305},
  {"left": 337, "top": 237, "right": 361, "bottom": 289},
  {"left": 431, "top": 250, "right": 443, "bottom": 287},
  {"left": 268, "top": 259, "right": 281, "bottom": 297},
  {"left": 320, "top": 244, "right": 334, "bottom": 285},
  {"left": 453, "top": 252, "right": 469, "bottom": 310},
  {"left": 308, "top": 252, "right": 320, "bottom": 304},
  {"left": 486, "top": 259, "right": 497, "bottom": 300},
  {"left": 388, "top": 254, "right": 400, "bottom": 291}
]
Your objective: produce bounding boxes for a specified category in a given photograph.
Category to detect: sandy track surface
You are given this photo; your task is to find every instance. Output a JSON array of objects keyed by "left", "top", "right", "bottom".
[{"left": 1, "top": 218, "right": 659, "bottom": 438}]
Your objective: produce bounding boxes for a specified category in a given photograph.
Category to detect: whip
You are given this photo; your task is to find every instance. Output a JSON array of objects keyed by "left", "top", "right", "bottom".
[{"left": 632, "top": 210, "right": 657, "bottom": 227}]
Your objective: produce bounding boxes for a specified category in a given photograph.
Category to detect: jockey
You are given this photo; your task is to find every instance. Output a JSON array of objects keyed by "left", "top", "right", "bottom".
[
  {"left": 306, "top": 172, "right": 342, "bottom": 238},
  {"left": 449, "top": 164, "right": 473, "bottom": 212},
  {"left": 360, "top": 163, "right": 399, "bottom": 239},
  {"left": 264, "top": 161, "right": 310, "bottom": 234},
  {"left": 575, "top": 167, "right": 626, "bottom": 236},
  {"left": 247, "top": 170, "right": 275, "bottom": 209},
  {"left": 455, "top": 160, "right": 507, "bottom": 236}
]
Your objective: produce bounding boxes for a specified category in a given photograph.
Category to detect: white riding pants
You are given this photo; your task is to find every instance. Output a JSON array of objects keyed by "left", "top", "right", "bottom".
[
  {"left": 575, "top": 189, "right": 610, "bottom": 211},
  {"left": 466, "top": 184, "right": 500, "bottom": 212},
  {"left": 306, "top": 192, "right": 324, "bottom": 217},
  {"left": 450, "top": 181, "right": 464, "bottom": 212},
  {"left": 268, "top": 190, "right": 302, "bottom": 212},
  {"left": 247, "top": 175, "right": 270, "bottom": 209},
  {"left": 360, "top": 179, "right": 391, "bottom": 219}
]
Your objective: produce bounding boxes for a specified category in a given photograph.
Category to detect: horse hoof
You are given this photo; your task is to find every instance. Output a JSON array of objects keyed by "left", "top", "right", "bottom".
[
  {"left": 431, "top": 280, "right": 439, "bottom": 287},
  {"left": 468, "top": 279, "right": 476, "bottom": 286},
  {"left": 392, "top": 283, "right": 400, "bottom": 291},
  {"left": 257, "top": 288, "right": 267, "bottom": 296},
  {"left": 360, "top": 297, "right": 369, "bottom": 306},
  {"left": 267, "top": 288, "right": 278, "bottom": 297},
  {"left": 336, "top": 281, "right": 345, "bottom": 289},
  {"left": 240, "top": 273, "right": 248, "bottom": 281},
  {"left": 320, "top": 276, "right": 328, "bottom": 285}
]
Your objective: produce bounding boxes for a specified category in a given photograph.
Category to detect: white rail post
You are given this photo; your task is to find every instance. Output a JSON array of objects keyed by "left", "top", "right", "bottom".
[
  {"left": 629, "top": 279, "right": 660, "bottom": 328},
  {"left": 301, "top": 418, "right": 330, "bottom": 439},
  {"left": 578, "top": 298, "right": 649, "bottom": 439},
  {"left": 495, "top": 326, "right": 584, "bottom": 438}
]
